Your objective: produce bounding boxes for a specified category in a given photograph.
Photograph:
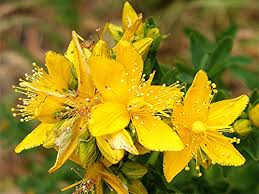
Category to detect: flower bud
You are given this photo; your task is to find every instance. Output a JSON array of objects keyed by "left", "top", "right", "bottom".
[
  {"left": 122, "top": 1, "right": 143, "bottom": 35},
  {"left": 96, "top": 137, "right": 124, "bottom": 164},
  {"left": 147, "top": 27, "right": 160, "bottom": 39},
  {"left": 233, "top": 119, "right": 252, "bottom": 136},
  {"left": 128, "top": 180, "right": 148, "bottom": 194},
  {"left": 108, "top": 23, "right": 123, "bottom": 41},
  {"left": 79, "top": 137, "right": 98, "bottom": 168},
  {"left": 133, "top": 38, "right": 153, "bottom": 59},
  {"left": 249, "top": 103, "right": 259, "bottom": 127},
  {"left": 121, "top": 16, "right": 142, "bottom": 41},
  {"left": 120, "top": 161, "right": 148, "bottom": 180}
]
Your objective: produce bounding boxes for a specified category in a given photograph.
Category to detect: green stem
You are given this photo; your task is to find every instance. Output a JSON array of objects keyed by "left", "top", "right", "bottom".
[{"left": 146, "top": 151, "right": 160, "bottom": 166}]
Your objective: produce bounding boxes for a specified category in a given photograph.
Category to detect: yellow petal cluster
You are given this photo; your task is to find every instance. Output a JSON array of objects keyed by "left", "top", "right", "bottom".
[
  {"left": 163, "top": 70, "right": 249, "bottom": 182},
  {"left": 12, "top": 2, "right": 250, "bottom": 193}
]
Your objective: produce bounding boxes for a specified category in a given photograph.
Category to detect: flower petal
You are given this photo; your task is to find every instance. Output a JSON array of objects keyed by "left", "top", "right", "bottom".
[
  {"left": 163, "top": 148, "right": 192, "bottom": 182},
  {"left": 65, "top": 32, "right": 95, "bottom": 97},
  {"left": 45, "top": 51, "right": 73, "bottom": 91},
  {"left": 172, "top": 104, "right": 191, "bottom": 128},
  {"left": 115, "top": 40, "right": 143, "bottom": 87},
  {"left": 122, "top": 1, "right": 143, "bottom": 34},
  {"left": 103, "top": 129, "right": 139, "bottom": 155},
  {"left": 15, "top": 123, "right": 54, "bottom": 153},
  {"left": 201, "top": 132, "right": 245, "bottom": 166},
  {"left": 133, "top": 37, "right": 153, "bottom": 59},
  {"left": 91, "top": 39, "right": 110, "bottom": 58},
  {"left": 141, "top": 85, "right": 183, "bottom": 111},
  {"left": 207, "top": 95, "right": 249, "bottom": 127},
  {"left": 89, "top": 102, "right": 130, "bottom": 137},
  {"left": 184, "top": 70, "right": 212, "bottom": 122},
  {"left": 33, "top": 96, "right": 64, "bottom": 123},
  {"left": 96, "top": 136, "right": 124, "bottom": 164},
  {"left": 121, "top": 16, "right": 142, "bottom": 41},
  {"left": 132, "top": 115, "right": 184, "bottom": 151},
  {"left": 48, "top": 118, "right": 85, "bottom": 173},
  {"left": 89, "top": 56, "right": 130, "bottom": 102}
]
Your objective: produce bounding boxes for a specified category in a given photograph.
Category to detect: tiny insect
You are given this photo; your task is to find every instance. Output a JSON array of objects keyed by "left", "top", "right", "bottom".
[{"left": 81, "top": 40, "right": 95, "bottom": 50}]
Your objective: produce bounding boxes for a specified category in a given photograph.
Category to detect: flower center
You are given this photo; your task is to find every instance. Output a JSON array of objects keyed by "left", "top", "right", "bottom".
[{"left": 192, "top": 121, "right": 207, "bottom": 133}]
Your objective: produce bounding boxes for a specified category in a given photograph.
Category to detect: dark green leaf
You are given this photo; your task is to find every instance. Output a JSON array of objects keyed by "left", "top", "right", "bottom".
[
  {"left": 217, "top": 24, "right": 238, "bottom": 42},
  {"left": 230, "top": 66, "right": 259, "bottom": 89},
  {"left": 185, "top": 28, "right": 214, "bottom": 70},
  {"left": 207, "top": 37, "right": 233, "bottom": 77}
]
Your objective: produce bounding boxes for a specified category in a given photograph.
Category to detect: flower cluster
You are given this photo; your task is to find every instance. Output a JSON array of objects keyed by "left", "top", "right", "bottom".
[{"left": 12, "top": 2, "right": 249, "bottom": 193}]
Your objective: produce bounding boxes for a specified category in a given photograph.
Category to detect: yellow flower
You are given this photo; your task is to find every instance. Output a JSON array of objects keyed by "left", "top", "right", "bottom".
[
  {"left": 88, "top": 39, "right": 184, "bottom": 160},
  {"left": 13, "top": 31, "right": 99, "bottom": 173},
  {"left": 108, "top": 2, "right": 154, "bottom": 58},
  {"left": 163, "top": 70, "right": 249, "bottom": 182},
  {"left": 61, "top": 162, "right": 128, "bottom": 194}
]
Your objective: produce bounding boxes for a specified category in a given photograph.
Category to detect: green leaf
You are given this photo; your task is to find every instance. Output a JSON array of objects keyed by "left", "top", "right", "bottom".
[
  {"left": 144, "top": 18, "right": 156, "bottom": 36},
  {"left": 184, "top": 28, "right": 214, "bottom": 70},
  {"left": 207, "top": 37, "right": 233, "bottom": 77},
  {"left": 159, "top": 65, "right": 178, "bottom": 85},
  {"left": 217, "top": 24, "right": 238, "bottom": 41},
  {"left": 240, "top": 130, "right": 259, "bottom": 161},
  {"left": 250, "top": 89, "right": 259, "bottom": 106},
  {"left": 189, "top": 33, "right": 206, "bottom": 70},
  {"left": 226, "top": 55, "right": 252, "bottom": 67},
  {"left": 212, "top": 89, "right": 231, "bottom": 102},
  {"left": 230, "top": 66, "right": 259, "bottom": 89}
]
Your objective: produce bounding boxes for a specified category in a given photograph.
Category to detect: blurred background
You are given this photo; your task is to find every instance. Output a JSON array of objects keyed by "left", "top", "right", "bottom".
[{"left": 0, "top": 0, "right": 258, "bottom": 193}]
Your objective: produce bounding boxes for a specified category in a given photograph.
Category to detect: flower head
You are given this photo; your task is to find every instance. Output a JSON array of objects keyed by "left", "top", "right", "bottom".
[
  {"left": 163, "top": 70, "right": 249, "bottom": 182},
  {"left": 88, "top": 39, "right": 184, "bottom": 165},
  {"left": 13, "top": 31, "right": 100, "bottom": 172}
]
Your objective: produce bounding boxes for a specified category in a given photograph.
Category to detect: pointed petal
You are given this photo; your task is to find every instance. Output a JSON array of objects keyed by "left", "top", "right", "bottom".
[
  {"left": 122, "top": 1, "right": 143, "bottom": 35},
  {"left": 99, "top": 167, "right": 128, "bottom": 194},
  {"left": 115, "top": 40, "right": 143, "bottom": 87},
  {"left": 33, "top": 96, "right": 64, "bottom": 123},
  {"left": 207, "top": 95, "right": 249, "bottom": 126},
  {"left": 48, "top": 118, "right": 85, "bottom": 173},
  {"left": 184, "top": 70, "right": 212, "bottom": 122},
  {"left": 96, "top": 136, "right": 124, "bottom": 164},
  {"left": 171, "top": 104, "right": 191, "bottom": 128},
  {"left": 121, "top": 16, "right": 142, "bottom": 41},
  {"left": 141, "top": 85, "right": 183, "bottom": 111},
  {"left": 15, "top": 123, "right": 54, "bottom": 153},
  {"left": 89, "top": 56, "right": 130, "bottom": 102},
  {"left": 163, "top": 149, "right": 192, "bottom": 182},
  {"left": 132, "top": 115, "right": 184, "bottom": 151},
  {"left": 89, "top": 102, "right": 130, "bottom": 137},
  {"left": 133, "top": 37, "right": 153, "bottom": 59},
  {"left": 91, "top": 39, "right": 110, "bottom": 58},
  {"left": 201, "top": 132, "right": 245, "bottom": 166},
  {"left": 65, "top": 32, "right": 95, "bottom": 97},
  {"left": 103, "top": 129, "right": 139, "bottom": 155},
  {"left": 45, "top": 51, "right": 73, "bottom": 91}
]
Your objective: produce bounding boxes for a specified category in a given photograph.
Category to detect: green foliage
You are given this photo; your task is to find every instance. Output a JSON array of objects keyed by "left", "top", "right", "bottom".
[{"left": 163, "top": 25, "right": 258, "bottom": 94}]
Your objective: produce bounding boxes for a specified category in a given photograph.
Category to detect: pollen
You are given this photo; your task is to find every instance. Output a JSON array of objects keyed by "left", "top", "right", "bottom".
[{"left": 192, "top": 121, "right": 207, "bottom": 133}]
